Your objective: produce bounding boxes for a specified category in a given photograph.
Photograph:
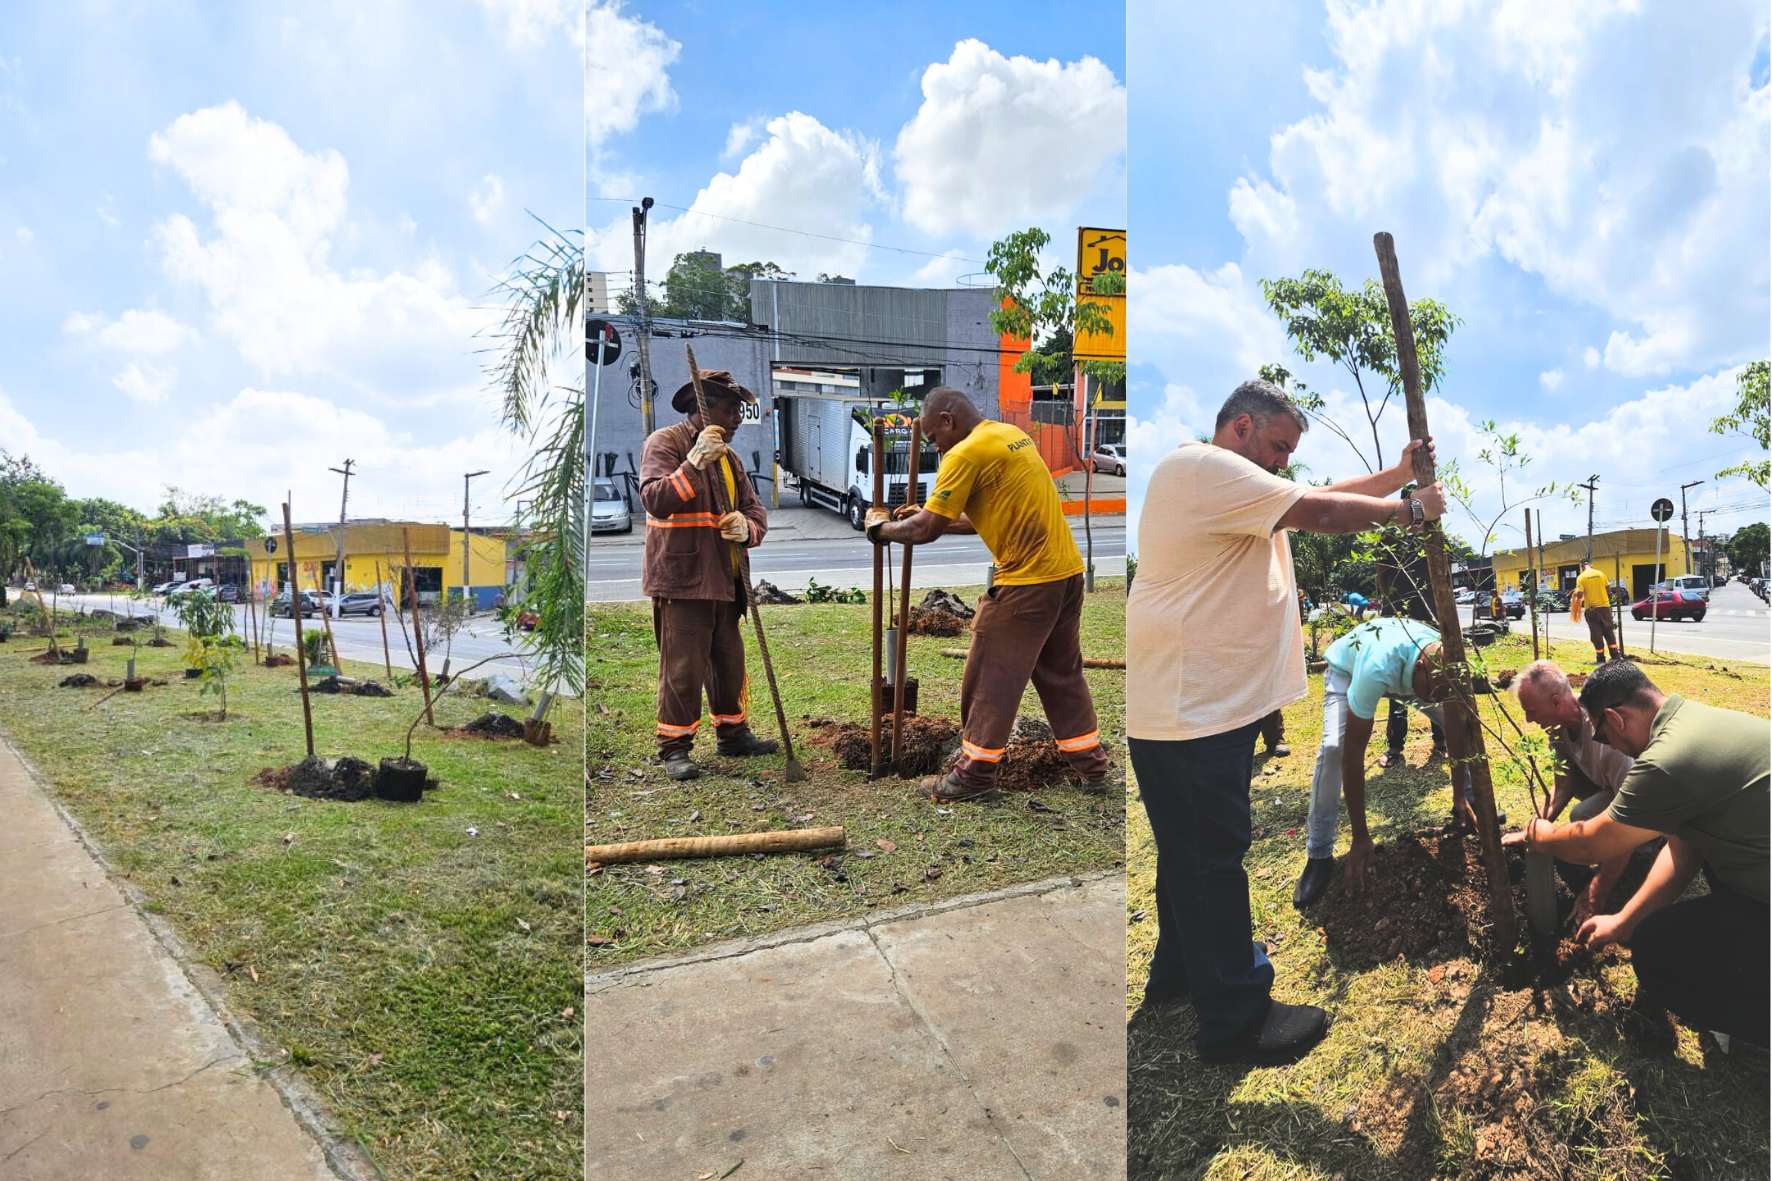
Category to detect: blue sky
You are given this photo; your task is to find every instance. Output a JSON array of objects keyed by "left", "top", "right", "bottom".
[
  {"left": 0, "top": 1, "right": 579, "bottom": 524},
  {"left": 585, "top": 0, "right": 1125, "bottom": 292},
  {"left": 1128, "top": 0, "right": 1771, "bottom": 556}
]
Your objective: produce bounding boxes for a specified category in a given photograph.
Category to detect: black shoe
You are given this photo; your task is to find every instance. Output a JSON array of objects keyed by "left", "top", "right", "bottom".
[
  {"left": 1199, "top": 1001, "right": 1329, "bottom": 1066},
  {"left": 716, "top": 729, "right": 780, "bottom": 757},
  {"left": 1294, "top": 857, "right": 1334, "bottom": 908},
  {"left": 1266, "top": 742, "right": 1291, "bottom": 757},
  {"left": 662, "top": 752, "right": 702, "bottom": 781}
]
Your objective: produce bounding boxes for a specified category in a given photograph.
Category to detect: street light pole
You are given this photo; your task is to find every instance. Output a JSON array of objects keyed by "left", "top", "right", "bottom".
[
  {"left": 328, "top": 459, "right": 354, "bottom": 618},
  {"left": 1579, "top": 474, "right": 1599, "bottom": 565},
  {"left": 463, "top": 469, "right": 490, "bottom": 610}
]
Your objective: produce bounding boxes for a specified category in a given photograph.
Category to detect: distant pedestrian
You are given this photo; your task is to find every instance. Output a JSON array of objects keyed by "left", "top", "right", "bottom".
[
  {"left": 1344, "top": 590, "right": 1368, "bottom": 620},
  {"left": 1572, "top": 561, "right": 1621, "bottom": 664}
]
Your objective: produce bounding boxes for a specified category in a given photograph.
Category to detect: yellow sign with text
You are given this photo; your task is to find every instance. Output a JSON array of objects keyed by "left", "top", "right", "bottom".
[{"left": 1074, "top": 226, "right": 1126, "bottom": 362}]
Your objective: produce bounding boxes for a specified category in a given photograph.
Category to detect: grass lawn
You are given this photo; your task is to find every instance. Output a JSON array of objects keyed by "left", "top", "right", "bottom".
[
  {"left": 0, "top": 619, "right": 583, "bottom": 1181},
  {"left": 1127, "top": 631, "right": 1770, "bottom": 1180},
  {"left": 586, "top": 580, "right": 1127, "bottom": 967}
]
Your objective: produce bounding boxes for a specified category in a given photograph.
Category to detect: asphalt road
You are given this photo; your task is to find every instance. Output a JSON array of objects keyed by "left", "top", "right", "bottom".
[
  {"left": 1522, "top": 581, "right": 1769, "bottom": 665},
  {"left": 56, "top": 592, "right": 546, "bottom": 684},
  {"left": 585, "top": 519, "right": 1129, "bottom": 602}
]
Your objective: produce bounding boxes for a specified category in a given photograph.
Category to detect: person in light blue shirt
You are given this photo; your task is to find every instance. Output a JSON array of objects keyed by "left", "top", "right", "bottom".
[
  {"left": 1343, "top": 589, "right": 1368, "bottom": 620},
  {"left": 1293, "top": 613, "right": 1474, "bottom": 907}
]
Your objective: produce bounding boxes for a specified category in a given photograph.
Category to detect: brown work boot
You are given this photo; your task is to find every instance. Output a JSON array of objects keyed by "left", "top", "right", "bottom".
[{"left": 922, "top": 770, "right": 996, "bottom": 803}]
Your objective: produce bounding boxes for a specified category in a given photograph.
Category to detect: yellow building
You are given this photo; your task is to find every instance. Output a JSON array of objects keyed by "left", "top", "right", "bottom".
[
  {"left": 1490, "top": 527, "right": 1690, "bottom": 602},
  {"left": 243, "top": 521, "right": 510, "bottom": 608}
]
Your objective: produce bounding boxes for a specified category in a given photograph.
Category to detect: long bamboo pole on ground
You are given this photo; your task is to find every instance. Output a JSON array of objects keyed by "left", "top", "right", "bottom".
[
  {"left": 890, "top": 421, "right": 922, "bottom": 771},
  {"left": 374, "top": 560, "right": 394, "bottom": 681},
  {"left": 402, "top": 528, "right": 435, "bottom": 726},
  {"left": 1374, "top": 231, "right": 1518, "bottom": 956},
  {"left": 939, "top": 647, "right": 1123, "bottom": 669},
  {"left": 282, "top": 503, "right": 315, "bottom": 760},
  {"left": 586, "top": 826, "right": 845, "bottom": 865}
]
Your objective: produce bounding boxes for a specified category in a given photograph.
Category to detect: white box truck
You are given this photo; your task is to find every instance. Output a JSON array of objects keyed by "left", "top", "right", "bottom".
[{"left": 776, "top": 394, "right": 939, "bottom": 530}]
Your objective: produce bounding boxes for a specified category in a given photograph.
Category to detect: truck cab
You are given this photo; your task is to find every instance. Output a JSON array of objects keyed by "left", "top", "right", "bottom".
[{"left": 777, "top": 395, "right": 941, "bottom": 530}]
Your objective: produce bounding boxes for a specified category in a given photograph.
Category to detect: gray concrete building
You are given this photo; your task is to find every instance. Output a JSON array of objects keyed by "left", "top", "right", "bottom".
[{"left": 587, "top": 278, "right": 1003, "bottom": 511}]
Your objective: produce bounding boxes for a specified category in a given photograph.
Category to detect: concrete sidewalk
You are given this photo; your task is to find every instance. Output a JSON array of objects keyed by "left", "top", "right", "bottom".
[
  {"left": 587, "top": 872, "right": 1125, "bottom": 1179},
  {"left": 0, "top": 736, "right": 356, "bottom": 1180}
]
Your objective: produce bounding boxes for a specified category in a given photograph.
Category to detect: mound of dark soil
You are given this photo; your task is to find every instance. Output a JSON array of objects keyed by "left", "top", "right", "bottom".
[
  {"left": 906, "top": 607, "right": 967, "bottom": 636},
  {"left": 751, "top": 580, "right": 801, "bottom": 605},
  {"left": 147, "top": 637, "right": 174, "bottom": 648},
  {"left": 111, "top": 636, "right": 133, "bottom": 646},
  {"left": 306, "top": 676, "right": 394, "bottom": 697},
  {"left": 450, "top": 711, "right": 526, "bottom": 740},
  {"left": 353, "top": 680, "right": 393, "bottom": 697},
  {"left": 264, "top": 653, "right": 295, "bottom": 667},
  {"left": 815, "top": 714, "right": 1082, "bottom": 788},
  {"left": 58, "top": 673, "right": 99, "bottom": 688},
  {"left": 30, "top": 649, "right": 75, "bottom": 665},
  {"left": 256, "top": 755, "right": 378, "bottom": 801}
]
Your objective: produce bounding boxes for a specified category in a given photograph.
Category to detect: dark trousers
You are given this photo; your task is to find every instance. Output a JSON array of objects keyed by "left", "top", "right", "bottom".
[
  {"left": 953, "top": 574, "right": 1109, "bottom": 786},
  {"left": 1259, "top": 709, "right": 1286, "bottom": 750},
  {"left": 1585, "top": 606, "right": 1620, "bottom": 657},
  {"left": 1629, "top": 877, "right": 1769, "bottom": 1046},
  {"left": 1385, "top": 697, "right": 1444, "bottom": 754},
  {"left": 653, "top": 594, "right": 749, "bottom": 757},
  {"left": 1131, "top": 723, "right": 1274, "bottom": 1051}
]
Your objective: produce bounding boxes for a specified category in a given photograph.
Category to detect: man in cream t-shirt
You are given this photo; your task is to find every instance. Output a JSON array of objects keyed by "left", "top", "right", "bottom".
[{"left": 1126, "top": 378, "right": 1444, "bottom": 1066}]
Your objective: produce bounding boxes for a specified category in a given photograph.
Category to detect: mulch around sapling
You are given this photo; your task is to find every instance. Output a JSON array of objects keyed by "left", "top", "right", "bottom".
[
  {"left": 307, "top": 675, "right": 393, "bottom": 697},
  {"left": 809, "top": 714, "right": 1077, "bottom": 789}
]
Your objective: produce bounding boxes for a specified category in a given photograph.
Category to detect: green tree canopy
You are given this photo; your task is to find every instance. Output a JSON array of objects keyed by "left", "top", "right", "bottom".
[
  {"left": 1712, "top": 359, "right": 1769, "bottom": 489},
  {"left": 1726, "top": 521, "right": 1769, "bottom": 575}
]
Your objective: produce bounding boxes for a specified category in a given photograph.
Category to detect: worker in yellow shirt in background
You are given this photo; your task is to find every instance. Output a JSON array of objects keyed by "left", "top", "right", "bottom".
[{"left": 1571, "top": 561, "right": 1621, "bottom": 665}]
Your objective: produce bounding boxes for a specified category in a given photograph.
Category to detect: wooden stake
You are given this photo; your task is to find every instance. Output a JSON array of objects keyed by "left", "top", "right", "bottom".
[
  {"left": 586, "top": 826, "right": 845, "bottom": 865},
  {"left": 402, "top": 528, "right": 435, "bottom": 727},
  {"left": 282, "top": 503, "right": 315, "bottom": 760},
  {"left": 375, "top": 560, "right": 394, "bottom": 681},
  {"left": 870, "top": 417, "right": 887, "bottom": 778},
  {"left": 1525, "top": 510, "right": 1539, "bottom": 660},
  {"left": 890, "top": 421, "right": 921, "bottom": 771},
  {"left": 1374, "top": 231, "right": 1517, "bottom": 957}
]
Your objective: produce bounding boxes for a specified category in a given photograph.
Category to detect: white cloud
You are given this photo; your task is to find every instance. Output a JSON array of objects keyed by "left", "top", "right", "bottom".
[
  {"left": 585, "top": 1, "right": 678, "bottom": 149},
  {"left": 910, "top": 249, "right": 972, "bottom": 287},
  {"left": 1134, "top": 262, "right": 1288, "bottom": 380},
  {"left": 1583, "top": 346, "right": 1601, "bottom": 369},
  {"left": 894, "top": 39, "right": 1125, "bottom": 239},
  {"left": 476, "top": 0, "right": 580, "bottom": 50},
  {"left": 112, "top": 363, "right": 175, "bottom": 405},
  {"left": 145, "top": 102, "right": 487, "bottom": 398},
  {"left": 469, "top": 173, "right": 506, "bottom": 224},
  {"left": 1224, "top": 0, "right": 1769, "bottom": 378},
  {"left": 1539, "top": 368, "right": 1565, "bottom": 391},
  {"left": 723, "top": 120, "right": 758, "bottom": 160},
  {"left": 590, "top": 112, "right": 884, "bottom": 280}
]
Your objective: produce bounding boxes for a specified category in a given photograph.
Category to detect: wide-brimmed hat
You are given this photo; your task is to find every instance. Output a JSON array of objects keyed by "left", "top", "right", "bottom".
[{"left": 671, "top": 369, "right": 757, "bottom": 414}]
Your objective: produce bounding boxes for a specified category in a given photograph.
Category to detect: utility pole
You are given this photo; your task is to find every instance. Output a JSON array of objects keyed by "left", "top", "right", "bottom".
[
  {"left": 328, "top": 459, "right": 354, "bottom": 619},
  {"left": 1696, "top": 511, "right": 1709, "bottom": 582},
  {"left": 462, "top": 469, "right": 489, "bottom": 611},
  {"left": 1579, "top": 474, "right": 1599, "bottom": 564},
  {"left": 632, "top": 196, "right": 656, "bottom": 436},
  {"left": 1679, "top": 480, "right": 1703, "bottom": 577}
]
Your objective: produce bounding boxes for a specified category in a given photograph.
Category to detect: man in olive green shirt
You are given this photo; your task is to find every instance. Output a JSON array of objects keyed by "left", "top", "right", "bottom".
[{"left": 1502, "top": 660, "right": 1768, "bottom": 1046}]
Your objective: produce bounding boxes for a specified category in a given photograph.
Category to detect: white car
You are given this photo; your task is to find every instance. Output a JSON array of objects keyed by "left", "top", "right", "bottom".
[
  {"left": 168, "top": 578, "right": 215, "bottom": 598},
  {"left": 1454, "top": 588, "right": 1477, "bottom": 605},
  {"left": 57, "top": 583, "right": 75, "bottom": 595},
  {"left": 1090, "top": 443, "right": 1126, "bottom": 476},
  {"left": 152, "top": 579, "right": 184, "bottom": 595},
  {"left": 591, "top": 477, "right": 632, "bottom": 534}
]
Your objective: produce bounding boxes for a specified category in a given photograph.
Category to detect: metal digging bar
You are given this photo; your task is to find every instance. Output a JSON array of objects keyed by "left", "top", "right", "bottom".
[
  {"left": 1373, "top": 231, "right": 1520, "bottom": 956},
  {"left": 890, "top": 420, "right": 922, "bottom": 772},
  {"left": 869, "top": 417, "right": 887, "bottom": 778},
  {"left": 684, "top": 346, "right": 806, "bottom": 783}
]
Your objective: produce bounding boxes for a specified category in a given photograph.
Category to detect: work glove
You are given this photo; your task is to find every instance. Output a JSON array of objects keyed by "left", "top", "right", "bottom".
[
  {"left": 892, "top": 502, "right": 921, "bottom": 521},
  {"left": 686, "top": 425, "right": 729, "bottom": 470},
  {"left": 718, "top": 512, "right": 750, "bottom": 543},
  {"left": 864, "top": 507, "right": 891, "bottom": 543}
]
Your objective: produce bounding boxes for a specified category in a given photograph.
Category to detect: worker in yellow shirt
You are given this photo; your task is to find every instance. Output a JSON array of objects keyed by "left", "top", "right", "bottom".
[
  {"left": 866, "top": 387, "right": 1110, "bottom": 802},
  {"left": 1572, "top": 561, "right": 1620, "bottom": 665}
]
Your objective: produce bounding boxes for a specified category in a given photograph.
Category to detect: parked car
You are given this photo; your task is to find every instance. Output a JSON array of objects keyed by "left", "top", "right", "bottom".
[
  {"left": 337, "top": 591, "right": 389, "bottom": 616},
  {"left": 267, "top": 590, "right": 327, "bottom": 617},
  {"left": 1631, "top": 585, "right": 1706, "bottom": 623},
  {"left": 1669, "top": 574, "right": 1710, "bottom": 602},
  {"left": 57, "top": 582, "right": 75, "bottom": 595},
  {"left": 1498, "top": 589, "right": 1525, "bottom": 619},
  {"left": 1090, "top": 442, "right": 1127, "bottom": 476},
  {"left": 151, "top": 578, "right": 184, "bottom": 595},
  {"left": 591, "top": 477, "right": 632, "bottom": 534},
  {"left": 215, "top": 583, "right": 243, "bottom": 603},
  {"left": 1454, "top": 588, "right": 1476, "bottom": 605},
  {"left": 168, "top": 578, "right": 215, "bottom": 599}
]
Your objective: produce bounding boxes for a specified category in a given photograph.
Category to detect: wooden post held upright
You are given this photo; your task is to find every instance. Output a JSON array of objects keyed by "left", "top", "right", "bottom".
[
  {"left": 402, "top": 528, "right": 435, "bottom": 726},
  {"left": 1373, "top": 231, "right": 1518, "bottom": 956},
  {"left": 282, "top": 503, "right": 315, "bottom": 760}
]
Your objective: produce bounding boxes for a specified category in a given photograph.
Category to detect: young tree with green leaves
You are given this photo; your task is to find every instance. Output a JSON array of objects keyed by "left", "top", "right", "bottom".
[
  {"left": 173, "top": 588, "right": 242, "bottom": 719},
  {"left": 1712, "top": 359, "right": 1769, "bottom": 489}
]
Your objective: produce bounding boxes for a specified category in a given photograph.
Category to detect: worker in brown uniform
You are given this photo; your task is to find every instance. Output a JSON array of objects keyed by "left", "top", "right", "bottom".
[
  {"left": 639, "top": 370, "right": 777, "bottom": 781},
  {"left": 866, "top": 387, "right": 1110, "bottom": 802}
]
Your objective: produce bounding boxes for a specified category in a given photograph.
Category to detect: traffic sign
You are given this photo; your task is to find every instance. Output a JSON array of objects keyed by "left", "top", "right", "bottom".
[
  {"left": 265, "top": 537, "right": 279, "bottom": 553},
  {"left": 84, "top": 532, "right": 104, "bottom": 546},
  {"left": 1650, "top": 497, "right": 1674, "bottom": 523},
  {"left": 587, "top": 319, "right": 622, "bottom": 366}
]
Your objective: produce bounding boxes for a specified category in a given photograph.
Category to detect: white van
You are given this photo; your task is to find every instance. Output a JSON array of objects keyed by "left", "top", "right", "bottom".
[{"left": 1670, "top": 574, "right": 1710, "bottom": 602}]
